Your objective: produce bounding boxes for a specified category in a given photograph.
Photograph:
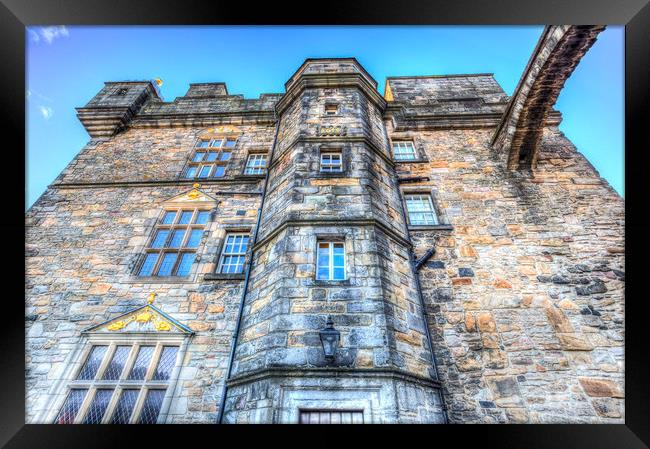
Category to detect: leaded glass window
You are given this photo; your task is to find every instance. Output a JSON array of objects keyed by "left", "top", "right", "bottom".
[
  {"left": 77, "top": 345, "right": 107, "bottom": 380},
  {"left": 152, "top": 347, "right": 179, "bottom": 381},
  {"left": 54, "top": 389, "right": 87, "bottom": 424},
  {"left": 218, "top": 233, "right": 250, "bottom": 274},
  {"left": 55, "top": 343, "right": 181, "bottom": 424},
  {"left": 316, "top": 241, "right": 346, "bottom": 281},
  {"left": 184, "top": 137, "right": 234, "bottom": 179},
  {"left": 128, "top": 346, "right": 155, "bottom": 380},
  {"left": 137, "top": 390, "right": 166, "bottom": 424},
  {"left": 102, "top": 346, "right": 130, "bottom": 380},
  {"left": 404, "top": 194, "right": 438, "bottom": 226},
  {"left": 82, "top": 389, "right": 113, "bottom": 424},
  {"left": 244, "top": 153, "right": 267, "bottom": 175},
  {"left": 138, "top": 208, "right": 209, "bottom": 277},
  {"left": 392, "top": 141, "right": 417, "bottom": 160},
  {"left": 110, "top": 389, "right": 139, "bottom": 424}
]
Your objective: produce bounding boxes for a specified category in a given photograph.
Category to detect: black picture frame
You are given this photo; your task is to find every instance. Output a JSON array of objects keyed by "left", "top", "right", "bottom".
[{"left": 3, "top": 0, "right": 647, "bottom": 446}]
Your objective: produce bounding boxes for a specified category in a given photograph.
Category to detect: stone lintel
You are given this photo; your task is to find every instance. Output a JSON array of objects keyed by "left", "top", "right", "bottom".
[{"left": 226, "top": 367, "right": 442, "bottom": 389}]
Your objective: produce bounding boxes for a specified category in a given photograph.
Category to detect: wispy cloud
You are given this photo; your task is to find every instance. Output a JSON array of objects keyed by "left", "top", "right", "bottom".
[
  {"left": 28, "top": 26, "right": 69, "bottom": 44},
  {"left": 39, "top": 106, "right": 54, "bottom": 120},
  {"left": 27, "top": 89, "right": 53, "bottom": 103}
]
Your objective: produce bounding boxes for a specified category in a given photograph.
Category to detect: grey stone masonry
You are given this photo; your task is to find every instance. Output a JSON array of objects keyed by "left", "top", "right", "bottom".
[{"left": 26, "top": 50, "right": 623, "bottom": 424}]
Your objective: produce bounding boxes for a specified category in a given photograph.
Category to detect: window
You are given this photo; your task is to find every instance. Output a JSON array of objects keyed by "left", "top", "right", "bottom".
[
  {"left": 54, "top": 343, "right": 180, "bottom": 424},
  {"left": 320, "top": 152, "right": 343, "bottom": 173},
  {"left": 244, "top": 153, "right": 268, "bottom": 175},
  {"left": 316, "top": 240, "right": 346, "bottom": 281},
  {"left": 299, "top": 410, "right": 363, "bottom": 424},
  {"left": 392, "top": 141, "right": 417, "bottom": 160},
  {"left": 405, "top": 194, "right": 438, "bottom": 226},
  {"left": 184, "top": 137, "right": 234, "bottom": 179},
  {"left": 138, "top": 208, "right": 209, "bottom": 277},
  {"left": 324, "top": 104, "right": 338, "bottom": 116},
  {"left": 218, "top": 233, "right": 250, "bottom": 274}
]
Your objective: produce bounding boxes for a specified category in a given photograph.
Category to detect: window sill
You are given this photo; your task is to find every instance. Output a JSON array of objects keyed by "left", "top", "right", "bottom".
[
  {"left": 407, "top": 224, "right": 454, "bottom": 231},
  {"left": 312, "top": 279, "right": 352, "bottom": 287},
  {"left": 394, "top": 158, "right": 430, "bottom": 164},
  {"left": 126, "top": 276, "right": 195, "bottom": 284},
  {"left": 203, "top": 273, "right": 246, "bottom": 281},
  {"left": 313, "top": 172, "right": 347, "bottom": 178},
  {"left": 237, "top": 174, "right": 266, "bottom": 180}
]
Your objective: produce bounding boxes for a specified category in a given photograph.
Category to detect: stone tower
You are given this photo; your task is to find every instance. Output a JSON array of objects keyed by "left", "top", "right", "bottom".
[{"left": 221, "top": 59, "right": 446, "bottom": 423}]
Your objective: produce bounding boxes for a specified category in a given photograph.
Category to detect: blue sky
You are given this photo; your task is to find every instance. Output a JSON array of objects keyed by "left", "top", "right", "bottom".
[{"left": 26, "top": 26, "right": 624, "bottom": 209}]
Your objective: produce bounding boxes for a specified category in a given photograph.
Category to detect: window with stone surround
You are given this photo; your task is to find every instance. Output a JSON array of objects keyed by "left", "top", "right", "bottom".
[
  {"left": 184, "top": 137, "right": 235, "bottom": 179},
  {"left": 404, "top": 194, "right": 438, "bottom": 226},
  {"left": 324, "top": 103, "right": 338, "bottom": 116},
  {"left": 54, "top": 342, "right": 180, "bottom": 424},
  {"left": 320, "top": 151, "right": 343, "bottom": 173},
  {"left": 137, "top": 208, "right": 209, "bottom": 277},
  {"left": 299, "top": 409, "right": 364, "bottom": 424},
  {"left": 217, "top": 232, "right": 250, "bottom": 274},
  {"left": 244, "top": 153, "right": 268, "bottom": 175},
  {"left": 391, "top": 140, "right": 417, "bottom": 161},
  {"left": 316, "top": 240, "right": 346, "bottom": 281}
]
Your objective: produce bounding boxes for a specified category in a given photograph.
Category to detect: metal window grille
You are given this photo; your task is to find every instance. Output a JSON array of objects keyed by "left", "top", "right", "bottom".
[{"left": 299, "top": 410, "right": 364, "bottom": 424}]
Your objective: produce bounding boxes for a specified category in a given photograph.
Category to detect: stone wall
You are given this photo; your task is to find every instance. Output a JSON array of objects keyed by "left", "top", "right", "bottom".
[
  {"left": 387, "top": 118, "right": 624, "bottom": 423},
  {"left": 25, "top": 56, "right": 624, "bottom": 424},
  {"left": 26, "top": 143, "right": 266, "bottom": 423}
]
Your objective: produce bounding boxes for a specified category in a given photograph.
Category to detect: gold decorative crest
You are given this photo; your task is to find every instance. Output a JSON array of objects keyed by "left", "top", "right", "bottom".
[
  {"left": 204, "top": 125, "right": 242, "bottom": 135},
  {"left": 107, "top": 321, "right": 125, "bottom": 331},
  {"left": 102, "top": 306, "right": 177, "bottom": 333}
]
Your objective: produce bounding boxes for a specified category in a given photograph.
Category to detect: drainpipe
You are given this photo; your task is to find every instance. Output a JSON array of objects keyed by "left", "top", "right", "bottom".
[
  {"left": 216, "top": 112, "right": 280, "bottom": 424},
  {"left": 384, "top": 123, "right": 449, "bottom": 424}
]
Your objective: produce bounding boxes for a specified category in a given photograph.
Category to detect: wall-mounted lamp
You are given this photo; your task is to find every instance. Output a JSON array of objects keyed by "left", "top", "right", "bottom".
[{"left": 319, "top": 315, "right": 340, "bottom": 362}]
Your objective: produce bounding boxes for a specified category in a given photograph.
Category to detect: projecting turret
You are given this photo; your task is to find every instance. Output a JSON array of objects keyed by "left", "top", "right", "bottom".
[{"left": 76, "top": 81, "right": 160, "bottom": 137}]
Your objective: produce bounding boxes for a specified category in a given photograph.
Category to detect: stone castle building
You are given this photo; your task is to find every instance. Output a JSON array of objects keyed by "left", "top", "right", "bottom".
[{"left": 25, "top": 26, "right": 624, "bottom": 424}]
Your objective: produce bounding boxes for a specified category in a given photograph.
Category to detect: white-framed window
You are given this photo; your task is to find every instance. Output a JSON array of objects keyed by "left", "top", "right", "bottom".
[
  {"left": 138, "top": 208, "right": 209, "bottom": 277},
  {"left": 320, "top": 152, "right": 343, "bottom": 173},
  {"left": 404, "top": 194, "right": 438, "bottom": 226},
  {"left": 185, "top": 137, "right": 235, "bottom": 179},
  {"left": 324, "top": 104, "right": 338, "bottom": 116},
  {"left": 218, "top": 233, "right": 250, "bottom": 274},
  {"left": 316, "top": 240, "right": 346, "bottom": 281},
  {"left": 244, "top": 153, "right": 268, "bottom": 175},
  {"left": 53, "top": 342, "right": 182, "bottom": 424},
  {"left": 392, "top": 141, "right": 417, "bottom": 160}
]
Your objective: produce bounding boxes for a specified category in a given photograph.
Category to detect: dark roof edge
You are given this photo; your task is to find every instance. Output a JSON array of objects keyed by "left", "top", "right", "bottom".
[{"left": 386, "top": 73, "right": 495, "bottom": 80}]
